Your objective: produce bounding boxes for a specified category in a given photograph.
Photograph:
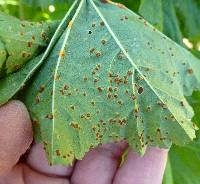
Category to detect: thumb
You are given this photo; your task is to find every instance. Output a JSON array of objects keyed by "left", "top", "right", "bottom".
[{"left": 0, "top": 100, "right": 33, "bottom": 175}]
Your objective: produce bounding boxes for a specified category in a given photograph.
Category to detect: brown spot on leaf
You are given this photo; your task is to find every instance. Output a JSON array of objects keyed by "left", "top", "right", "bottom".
[
  {"left": 90, "top": 48, "right": 95, "bottom": 53},
  {"left": 138, "top": 87, "right": 144, "bottom": 94},
  {"left": 95, "top": 51, "right": 102, "bottom": 57},
  {"left": 100, "top": 21, "right": 105, "bottom": 26},
  {"left": 45, "top": 114, "right": 53, "bottom": 120},
  {"left": 39, "top": 85, "right": 45, "bottom": 93},
  {"left": 187, "top": 68, "right": 193, "bottom": 74},
  {"left": 56, "top": 150, "right": 61, "bottom": 156},
  {"left": 101, "top": 39, "right": 107, "bottom": 45}
]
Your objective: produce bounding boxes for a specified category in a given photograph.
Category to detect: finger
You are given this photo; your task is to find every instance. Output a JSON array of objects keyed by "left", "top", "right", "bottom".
[
  {"left": 71, "top": 142, "right": 127, "bottom": 184},
  {"left": 0, "top": 100, "right": 33, "bottom": 175},
  {"left": 23, "top": 165, "right": 70, "bottom": 184},
  {"left": 0, "top": 164, "right": 24, "bottom": 184},
  {"left": 113, "top": 147, "right": 168, "bottom": 184},
  {"left": 26, "top": 144, "right": 73, "bottom": 177}
]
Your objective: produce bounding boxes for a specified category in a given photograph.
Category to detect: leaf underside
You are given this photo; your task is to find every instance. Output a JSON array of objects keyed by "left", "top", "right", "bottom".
[
  {"left": 1, "top": 0, "right": 200, "bottom": 165},
  {"left": 0, "top": 1, "right": 79, "bottom": 106},
  {"left": 0, "top": 12, "right": 59, "bottom": 75}
]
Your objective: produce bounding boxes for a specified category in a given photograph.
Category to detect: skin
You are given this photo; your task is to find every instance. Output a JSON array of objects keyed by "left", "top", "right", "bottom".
[{"left": 0, "top": 100, "right": 168, "bottom": 184}]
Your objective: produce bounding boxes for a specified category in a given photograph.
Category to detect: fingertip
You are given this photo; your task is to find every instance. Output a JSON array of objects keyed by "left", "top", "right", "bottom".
[
  {"left": 23, "top": 165, "right": 70, "bottom": 184},
  {"left": 113, "top": 147, "right": 168, "bottom": 184},
  {"left": 71, "top": 142, "right": 127, "bottom": 184},
  {"left": 26, "top": 144, "right": 73, "bottom": 177},
  {"left": 0, "top": 100, "right": 33, "bottom": 175}
]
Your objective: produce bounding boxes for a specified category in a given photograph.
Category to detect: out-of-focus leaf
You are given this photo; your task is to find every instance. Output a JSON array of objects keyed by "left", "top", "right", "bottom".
[
  {"left": 21, "top": 0, "right": 73, "bottom": 9},
  {"left": 162, "top": 157, "right": 174, "bottom": 184},
  {"left": 138, "top": 0, "right": 183, "bottom": 45},
  {"left": 174, "top": 0, "right": 200, "bottom": 42},
  {"left": 0, "top": 12, "right": 58, "bottom": 74},
  {"left": 163, "top": 140, "right": 200, "bottom": 184},
  {"left": 139, "top": 0, "right": 163, "bottom": 31},
  {"left": 162, "top": 0, "right": 183, "bottom": 45},
  {"left": 163, "top": 90, "right": 200, "bottom": 184},
  {"left": 18, "top": 0, "right": 200, "bottom": 165}
]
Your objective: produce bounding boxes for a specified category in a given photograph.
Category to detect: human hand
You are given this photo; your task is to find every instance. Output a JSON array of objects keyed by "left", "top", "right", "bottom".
[{"left": 0, "top": 100, "right": 168, "bottom": 184}]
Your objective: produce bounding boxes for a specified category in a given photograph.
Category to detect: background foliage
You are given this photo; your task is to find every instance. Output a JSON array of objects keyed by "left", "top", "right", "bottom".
[{"left": 0, "top": 0, "right": 200, "bottom": 183}]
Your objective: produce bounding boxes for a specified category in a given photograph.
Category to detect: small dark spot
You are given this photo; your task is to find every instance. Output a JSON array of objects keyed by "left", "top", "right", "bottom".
[
  {"left": 35, "top": 96, "right": 40, "bottom": 104},
  {"left": 83, "top": 76, "right": 88, "bottom": 81},
  {"left": 138, "top": 87, "right": 144, "bottom": 94},
  {"left": 21, "top": 51, "right": 27, "bottom": 58},
  {"left": 91, "top": 101, "right": 95, "bottom": 105},
  {"left": 107, "top": 93, "right": 112, "bottom": 99},
  {"left": 45, "top": 114, "right": 53, "bottom": 120},
  {"left": 64, "top": 85, "right": 69, "bottom": 90},
  {"left": 39, "top": 85, "right": 45, "bottom": 93},
  {"left": 97, "top": 87, "right": 103, "bottom": 92},
  {"left": 134, "top": 108, "right": 139, "bottom": 113},
  {"left": 131, "top": 94, "right": 137, "bottom": 100},
  {"left": 95, "top": 51, "right": 101, "bottom": 57},
  {"left": 101, "top": 39, "right": 107, "bottom": 45},
  {"left": 88, "top": 30, "right": 92, "bottom": 34},
  {"left": 108, "top": 86, "right": 113, "bottom": 92},
  {"left": 157, "top": 128, "right": 161, "bottom": 133},
  {"left": 187, "top": 68, "right": 193, "bottom": 75},
  {"left": 114, "top": 94, "right": 118, "bottom": 98},
  {"left": 21, "top": 23, "right": 26, "bottom": 27},
  {"left": 70, "top": 105, "right": 75, "bottom": 110},
  {"left": 92, "top": 23, "right": 96, "bottom": 27},
  {"left": 146, "top": 106, "right": 151, "bottom": 112},
  {"left": 41, "top": 31, "right": 47, "bottom": 40},
  {"left": 28, "top": 41, "right": 32, "bottom": 48},
  {"left": 180, "top": 101, "right": 184, "bottom": 107},
  {"left": 94, "top": 78, "right": 99, "bottom": 83},
  {"left": 86, "top": 113, "right": 91, "bottom": 118},
  {"left": 100, "top": 21, "right": 105, "bottom": 26},
  {"left": 127, "top": 70, "right": 133, "bottom": 76},
  {"left": 32, "top": 35, "right": 35, "bottom": 40},
  {"left": 90, "top": 48, "right": 95, "bottom": 53},
  {"left": 56, "top": 150, "right": 61, "bottom": 156}
]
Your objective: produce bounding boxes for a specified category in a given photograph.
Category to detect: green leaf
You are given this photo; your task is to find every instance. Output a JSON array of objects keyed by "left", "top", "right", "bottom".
[
  {"left": 139, "top": 0, "right": 163, "bottom": 31},
  {"left": 0, "top": 1, "right": 79, "bottom": 106},
  {"left": 138, "top": 0, "right": 183, "bottom": 45},
  {"left": 162, "top": 157, "right": 174, "bottom": 184},
  {"left": 21, "top": 0, "right": 73, "bottom": 9},
  {"left": 0, "top": 12, "right": 58, "bottom": 74},
  {"left": 0, "top": 40, "right": 6, "bottom": 76},
  {"left": 20, "top": 0, "right": 200, "bottom": 165},
  {"left": 174, "top": 0, "right": 200, "bottom": 42},
  {"left": 163, "top": 91, "right": 200, "bottom": 184},
  {"left": 163, "top": 140, "right": 200, "bottom": 184},
  {"left": 162, "top": 0, "right": 183, "bottom": 45}
]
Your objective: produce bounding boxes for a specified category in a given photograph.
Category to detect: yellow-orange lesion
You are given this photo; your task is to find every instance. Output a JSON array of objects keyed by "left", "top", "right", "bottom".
[
  {"left": 59, "top": 50, "right": 65, "bottom": 58},
  {"left": 68, "top": 20, "right": 73, "bottom": 28}
]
